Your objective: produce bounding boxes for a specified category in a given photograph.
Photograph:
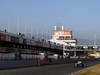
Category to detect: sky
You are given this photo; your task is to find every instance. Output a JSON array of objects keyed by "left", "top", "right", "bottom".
[{"left": 0, "top": 0, "right": 100, "bottom": 39}]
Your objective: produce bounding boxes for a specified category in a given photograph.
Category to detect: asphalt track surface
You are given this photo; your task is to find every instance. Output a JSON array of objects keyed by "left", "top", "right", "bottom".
[{"left": 0, "top": 60, "right": 99, "bottom": 75}]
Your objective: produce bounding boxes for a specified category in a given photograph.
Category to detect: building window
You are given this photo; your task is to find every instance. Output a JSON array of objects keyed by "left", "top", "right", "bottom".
[
  {"left": 65, "top": 36, "right": 71, "bottom": 40},
  {"left": 58, "top": 36, "right": 64, "bottom": 40}
]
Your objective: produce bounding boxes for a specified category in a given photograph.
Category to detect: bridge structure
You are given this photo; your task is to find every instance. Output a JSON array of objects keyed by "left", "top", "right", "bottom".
[
  {"left": 0, "top": 40, "right": 64, "bottom": 60},
  {"left": 0, "top": 40, "right": 100, "bottom": 60}
]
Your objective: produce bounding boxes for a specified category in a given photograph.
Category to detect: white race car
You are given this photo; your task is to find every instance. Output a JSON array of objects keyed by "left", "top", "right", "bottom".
[{"left": 74, "top": 61, "right": 85, "bottom": 68}]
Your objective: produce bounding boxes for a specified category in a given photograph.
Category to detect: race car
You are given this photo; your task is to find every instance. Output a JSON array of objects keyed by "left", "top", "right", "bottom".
[{"left": 74, "top": 61, "right": 86, "bottom": 68}]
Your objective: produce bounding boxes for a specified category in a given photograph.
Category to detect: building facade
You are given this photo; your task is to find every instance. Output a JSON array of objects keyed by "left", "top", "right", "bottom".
[{"left": 50, "top": 26, "right": 77, "bottom": 47}]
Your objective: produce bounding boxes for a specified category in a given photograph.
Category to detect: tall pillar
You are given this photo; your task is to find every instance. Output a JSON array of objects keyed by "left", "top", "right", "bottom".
[
  {"left": 15, "top": 48, "right": 22, "bottom": 60},
  {"left": 63, "top": 50, "right": 66, "bottom": 59},
  {"left": 74, "top": 51, "right": 76, "bottom": 57},
  {"left": 63, "top": 45, "right": 66, "bottom": 59}
]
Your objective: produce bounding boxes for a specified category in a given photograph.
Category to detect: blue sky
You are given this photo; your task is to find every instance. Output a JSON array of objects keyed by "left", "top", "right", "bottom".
[{"left": 0, "top": 0, "right": 100, "bottom": 39}]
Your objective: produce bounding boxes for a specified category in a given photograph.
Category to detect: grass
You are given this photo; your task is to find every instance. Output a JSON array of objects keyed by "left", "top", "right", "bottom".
[{"left": 74, "top": 64, "right": 100, "bottom": 75}]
